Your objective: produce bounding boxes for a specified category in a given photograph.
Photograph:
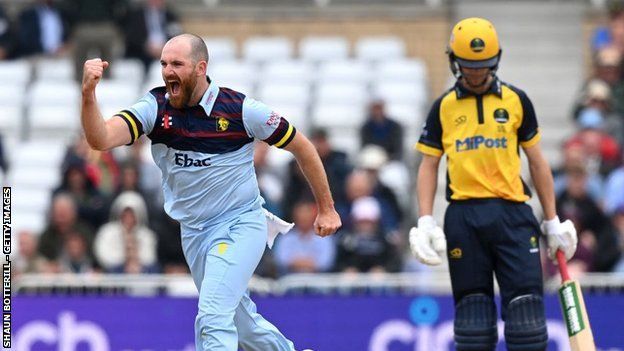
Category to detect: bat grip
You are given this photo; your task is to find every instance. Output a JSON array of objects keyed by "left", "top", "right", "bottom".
[{"left": 557, "top": 250, "right": 571, "bottom": 282}]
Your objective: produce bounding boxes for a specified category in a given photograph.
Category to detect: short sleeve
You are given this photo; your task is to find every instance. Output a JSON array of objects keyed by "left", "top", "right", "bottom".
[
  {"left": 114, "top": 92, "right": 157, "bottom": 145},
  {"left": 516, "top": 90, "right": 541, "bottom": 148},
  {"left": 242, "top": 97, "right": 296, "bottom": 149},
  {"left": 415, "top": 97, "right": 444, "bottom": 157}
]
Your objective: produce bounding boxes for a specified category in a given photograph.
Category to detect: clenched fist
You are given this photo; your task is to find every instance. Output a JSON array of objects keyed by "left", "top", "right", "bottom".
[{"left": 82, "top": 58, "right": 109, "bottom": 94}]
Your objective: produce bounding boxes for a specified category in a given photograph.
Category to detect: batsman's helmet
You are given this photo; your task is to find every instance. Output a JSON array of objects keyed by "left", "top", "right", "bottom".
[{"left": 448, "top": 17, "right": 501, "bottom": 77}]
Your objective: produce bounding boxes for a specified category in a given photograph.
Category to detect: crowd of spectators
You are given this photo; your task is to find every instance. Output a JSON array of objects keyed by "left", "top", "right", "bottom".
[
  {"left": 5, "top": 1, "right": 624, "bottom": 282},
  {"left": 12, "top": 99, "right": 412, "bottom": 279},
  {"left": 548, "top": 0, "right": 624, "bottom": 277},
  {"left": 0, "top": 0, "right": 180, "bottom": 77}
]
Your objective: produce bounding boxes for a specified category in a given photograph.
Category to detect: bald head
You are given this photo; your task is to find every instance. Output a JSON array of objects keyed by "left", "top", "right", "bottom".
[{"left": 166, "top": 33, "right": 209, "bottom": 64}]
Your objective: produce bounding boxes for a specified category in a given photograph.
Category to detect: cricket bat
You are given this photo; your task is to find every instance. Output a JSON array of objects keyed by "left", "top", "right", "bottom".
[{"left": 556, "top": 250, "right": 596, "bottom": 351}]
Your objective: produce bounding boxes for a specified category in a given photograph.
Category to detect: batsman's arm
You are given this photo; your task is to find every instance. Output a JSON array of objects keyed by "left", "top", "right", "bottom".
[
  {"left": 283, "top": 132, "right": 341, "bottom": 236},
  {"left": 81, "top": 59, "right": 132, "bottom": 151},
  {"left": 417, "top": 154, "right": 441, "bottom": 217},
  {"left": 523, "top": 142, "right": 557, "bottom": 220}
]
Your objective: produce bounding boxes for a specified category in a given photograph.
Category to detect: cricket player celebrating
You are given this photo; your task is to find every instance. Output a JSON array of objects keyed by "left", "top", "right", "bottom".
[
  {"left": 411, "top": 18, "right": 578, "bottom": 351},
  {"left": 81, "top": 34, "right": 341, "bottom": 351}
]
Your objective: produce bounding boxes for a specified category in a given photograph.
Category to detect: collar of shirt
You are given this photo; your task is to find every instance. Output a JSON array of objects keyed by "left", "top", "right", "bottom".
[
  {"left": 454, "top": 76, "right": 502, "bottom": 99},
  {"left": 199, "top": 76, "right": 220, "bottom": 116}
]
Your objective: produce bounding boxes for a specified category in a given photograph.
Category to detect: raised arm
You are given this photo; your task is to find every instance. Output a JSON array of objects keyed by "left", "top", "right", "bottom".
[
  {"left": 283, "top": 132, "right": 341, "bottom": 237},
  {"left": 81, "top": 58, "right": 132, "bottom": 151}
]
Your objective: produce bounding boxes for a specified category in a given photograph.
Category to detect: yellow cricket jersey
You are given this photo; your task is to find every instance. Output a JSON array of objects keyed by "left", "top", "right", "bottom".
[{"left": 416, "top": 78, "right": 541, "bottom": 202}]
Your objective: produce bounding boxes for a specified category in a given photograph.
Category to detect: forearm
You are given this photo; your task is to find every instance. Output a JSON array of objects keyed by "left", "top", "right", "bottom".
[
  {"left": 81, "top": 92, "right": 109, "bottom": 150},
  {"left": 529, "top": 158, "right": 557, "bottom": 220},
  {"left": 288, "top": 135, "right": 335, "bottom": 211},
  {"left": 417, "top": 157, "right": 439, "bottom": 217}
]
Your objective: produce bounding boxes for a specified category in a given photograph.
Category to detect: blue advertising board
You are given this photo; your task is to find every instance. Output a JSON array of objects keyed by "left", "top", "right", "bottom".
[{"left": 11, "top": 294, "right": 623, "bottom": 350}]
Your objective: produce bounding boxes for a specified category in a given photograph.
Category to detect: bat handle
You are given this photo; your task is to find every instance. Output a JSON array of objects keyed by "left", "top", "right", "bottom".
[{"left": 557, "top": 250, "right": 571, "bottom": 282}]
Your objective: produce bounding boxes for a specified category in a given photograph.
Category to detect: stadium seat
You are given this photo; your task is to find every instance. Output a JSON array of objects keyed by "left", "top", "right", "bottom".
[
  {"left": 0, "top": 60, "right": 31, "bottom": 86},
  {"left": 268, "top": 104, "right": 309, "bottom": 134},
  {"left": 11, "top": 188, "right": 51, "bottom": 215},
  {"left": 96, "top": 80, "right": 141, "bottom": 113},
  {"left": 315, "top": 82, "right": 369, "bottom": 105},
  {"left": 299, "top": 36, "right": 349, "bottom": 62},
  {"left": 11, "top": 210, "right": 46, "bottom": 235},
  {"left": 375, "top": 58, "right": 427, "bottom": 84},
  {"left": 373, "top": 81, "right": 427, "bottom": 107},
  {"left": 13, "top": 140, "right": 65, "bottom": 168},
  {"left": 260, "top": 60, "right": 314, "bottom": 83},
  {"left": 34, "top": 58, "right": 74, "bottom": 81},
  {"left": 385, "top": 103, "right": 423, "bottom": 129},
  {"left": 28, "top": 105, "right": 80, "bottom": 139},
  {"left": 258, "top": 81, "right": 310, "bottom": 106},
  {"left": 243, "top": 36, "right": 293, "bottom": 63},
  {"left": 209, "top": 60, "right": 258, "bottom": 85},
  {"left": 311, "top": 103, "right": 366, "bottom": 129},
  {"left": 318, "top": 60, "right": 371, "bottom": 83},
  {"left": 111, "top": 59, "right": 144, "bottom": 83},
  {"left": 9, "top": 165, "right": 61, "bottom": 191},
  {"left": 0, "top": 104, "right": 23, "bottom": 135},
  {"left": 29, "top": 81, "right": 80, "bottom": 106},
  {"left": 326, "top": 127, "right": 360, "bottom": 156},
  {"left": 202, "top": 37, "right": 237, "bottom": 62},
  {"left": 355, "top": 36, "right": 406, "bottom": 62},
  {"left": 147, "top": 60, "right": 163, "bottom": 83}
]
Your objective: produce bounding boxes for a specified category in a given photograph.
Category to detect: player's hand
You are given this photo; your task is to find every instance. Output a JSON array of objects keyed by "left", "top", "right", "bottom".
[
  {"left": 542, "top": 216, "right": 577, "bottom": 261},
  {"left": 409, "top": 215, "right": 446, "bottom": 265},
  {"left": 314, "top": 208, "right": 341, "bottom": 237},
  {"left": 82, "top": 58, "right": 109, "bottom": 94}
]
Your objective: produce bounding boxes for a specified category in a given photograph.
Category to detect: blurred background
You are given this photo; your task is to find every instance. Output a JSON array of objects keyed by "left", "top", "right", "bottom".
[{"left": 2, "top": 0, "right": 624, "bottom": 350}]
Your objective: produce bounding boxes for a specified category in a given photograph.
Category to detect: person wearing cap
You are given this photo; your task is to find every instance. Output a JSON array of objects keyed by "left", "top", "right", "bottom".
[
  {"left": 410, "top": 18, "right": 578, "bottom": 351},
  {"left": 335, "top": 196, "right": 397, "bottom": 273}
]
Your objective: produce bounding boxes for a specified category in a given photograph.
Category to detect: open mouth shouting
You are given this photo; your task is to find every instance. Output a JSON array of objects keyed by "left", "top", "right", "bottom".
[{"left": 167, "top": 80, "right": 181, "bottom": 97}]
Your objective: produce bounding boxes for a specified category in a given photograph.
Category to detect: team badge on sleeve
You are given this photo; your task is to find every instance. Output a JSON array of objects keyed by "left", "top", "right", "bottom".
[{"left": 266, "top": 111, "right": 281, "bottom": 127}]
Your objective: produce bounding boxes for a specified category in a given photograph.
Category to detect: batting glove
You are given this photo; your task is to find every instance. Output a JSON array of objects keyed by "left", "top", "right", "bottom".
[
  {"left": 541, "top": 216, "right": 578, "bottom": 261},
  {"left": 409, "top": 215, "right": 447, "bottom": 266}
]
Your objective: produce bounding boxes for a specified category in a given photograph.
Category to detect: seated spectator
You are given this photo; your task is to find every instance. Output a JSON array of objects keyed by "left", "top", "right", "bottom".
[
  {"left": 63, "top": 133, "right": 121, "bottom": 196},
  {"left": 595, "top": 47, "right": 624, "bottom": 116},
  {"left": 94, "top": 191, "right": 158, "bottom": 273},
  {"left": 565, "top": 108, "right": 621, "bottom": 176},
  {"left": 58, "top": 230, "right": 94, "bottom": 273},
  {"left": 62, "top": 0, "right": 128, "bottom": 80},
  {"left": 54, "top": 160, "right": 109, "bottom": 229},
  {"left": 123, "top": 0, "right": 181, "bottom": 72},
  {"left": 151, "top": 208, "right": 187, "bottom": 274},
  {"left": 604, "top": 159, "right": 624, "bottom": 214},
  {"left": 282, "top": 128, "right": 351, "bottom": 220},
  {"left": 0, "top": 134, "right": 8, "bottom": 180},
  {"left": 556, "top": 164, "right": 620, "bottom": 272},
  {"left": 357, "top": 145, "right": 404, "bottom": 232},
  {"left": 16, "top": 0, "right": 69, "bottom": 58},
  {"left": 38, "top": 193, "right": 95, "bottom": 265},
  {"left": 553, "top": 142, "right": 603, "bottom": 203},
  {"left": 274, "top": 200, "right": 335, "bottom": 275},
  {"left": 0, "top": 5, "right": 13, "bottom": 59},
  {"left": 335, "top": 197, "right": 398, "bottom": 273},
  {"left": 591, "top": 0, "right": 624, "bottom": 53},
  {"left": 610, "top": 206, "right": 624, "bottom": 272},
  {"left": 14, "top": 230, "right": 49, "bottom": 275},
  {"left": 360, "top": 99, "right": 404, "bottom": 160}
]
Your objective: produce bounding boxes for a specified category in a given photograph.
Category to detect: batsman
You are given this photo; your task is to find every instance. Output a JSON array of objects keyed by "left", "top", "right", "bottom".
[{"left": 411, "top": 18, "right": 579, "bottom": 351}]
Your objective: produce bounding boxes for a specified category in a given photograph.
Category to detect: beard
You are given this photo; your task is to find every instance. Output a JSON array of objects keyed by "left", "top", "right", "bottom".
[{"left": 166, "top": 74, "right": 197, "bottom": 108}]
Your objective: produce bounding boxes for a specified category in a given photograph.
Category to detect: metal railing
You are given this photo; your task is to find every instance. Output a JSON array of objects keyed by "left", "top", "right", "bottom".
[{"left": 14, "top": 272, "right": 624, "bottom": 296}]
